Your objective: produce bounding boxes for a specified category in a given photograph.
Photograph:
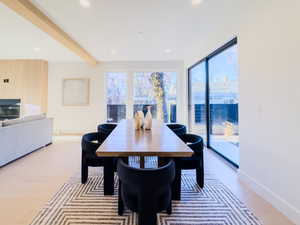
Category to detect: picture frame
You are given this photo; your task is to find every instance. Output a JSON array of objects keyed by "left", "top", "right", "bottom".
[{"left": 62, "top": 78, "right": 90, "bottom": 106}]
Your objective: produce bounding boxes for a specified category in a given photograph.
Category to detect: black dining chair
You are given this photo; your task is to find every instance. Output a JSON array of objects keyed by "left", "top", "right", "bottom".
[
  {"left": 97, "top": 123, "right": 117, "bottom": 140},
  {"left": 178, "top": 134, "right": 204, "bottom": 188},
  {"left": 117, "top": 159, "right": 175, "bottom": 225},
  {"left": 81, "top": 132, "right": 117, "bottom": 184},
  {"left": 167, "top": 124, "right": 187, "bottom": 137}
]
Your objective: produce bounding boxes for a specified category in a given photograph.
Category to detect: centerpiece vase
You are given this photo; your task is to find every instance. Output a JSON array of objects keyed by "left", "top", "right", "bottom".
[
  {"left": 144, "top": 106, "right": 152, "bottom": 130},
  {"left": 134, "top": 112, "right": 143, "bottom": 130}
]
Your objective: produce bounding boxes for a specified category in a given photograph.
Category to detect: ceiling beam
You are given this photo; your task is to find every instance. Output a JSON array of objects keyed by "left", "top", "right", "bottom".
[{"left": 0, "top": 0, "right": 98, "bottom": 65}]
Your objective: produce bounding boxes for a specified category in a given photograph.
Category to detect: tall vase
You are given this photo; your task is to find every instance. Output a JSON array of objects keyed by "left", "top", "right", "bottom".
[
  {"left": 134, "top": 112, "right": 143, "bottom": 130},
  {"left": 144, "top": 106, "right": 152, "bottom": 130}
]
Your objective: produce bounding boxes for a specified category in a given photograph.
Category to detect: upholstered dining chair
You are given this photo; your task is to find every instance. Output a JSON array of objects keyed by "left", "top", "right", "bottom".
[
  {"left": 97, "top": 123, "right": 117, "bottom": 140},
  {"left": 81, "top": 132, "right": 117, "bottom": 184},
  {"left": 178, "top": 134, "right": 204, "bottom": 188},
  {"left": 166, "top": 124, "right": 187, "bottom": 137},
  {"left": 117, "top": 159, "right": 175, "bottom": 225}
]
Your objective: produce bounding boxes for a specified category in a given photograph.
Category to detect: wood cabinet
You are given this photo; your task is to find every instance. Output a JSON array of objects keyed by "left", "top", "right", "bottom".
[{"left": 0, "top": 60, "right": 48, "bottom": 113}]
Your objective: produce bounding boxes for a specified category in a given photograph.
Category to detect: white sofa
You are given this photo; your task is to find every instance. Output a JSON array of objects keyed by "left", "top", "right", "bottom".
[{"left": 0, "top": 115, "right": 53, "bottom": 167}]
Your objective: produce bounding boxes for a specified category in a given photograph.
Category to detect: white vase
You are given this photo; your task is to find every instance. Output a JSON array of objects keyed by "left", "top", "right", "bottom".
[
  {"left": 134, "top": 112, "right": 142, "bottom": 130},
  {"left": 144, "top": 106, "right": 152, "bottom": 130},
  {"left": 137, "top": 111, "right": 144, "bottom": 128}
]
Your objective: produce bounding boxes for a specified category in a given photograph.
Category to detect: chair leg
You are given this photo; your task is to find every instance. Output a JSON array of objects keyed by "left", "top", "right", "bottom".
[
  {"left": 118, "top": 180, "right": 124, "bottom": 216},
  {"left": 138, "top": 211, "right": 157, "bottom": 225},
  {"left": 166, "top": 200, "right": 172, "bottom": 215},
  {"left": 81, "top": 154, "right": 88, "bottom": 184},
  {"left": 138, "top": 196, "right": 157, "bottom": 225},
  {"left": 172, "top": 159, "right": 182, "bottom": 200},
  {"left": 196, "top": 167, "right": 204, "bottom": 188}
]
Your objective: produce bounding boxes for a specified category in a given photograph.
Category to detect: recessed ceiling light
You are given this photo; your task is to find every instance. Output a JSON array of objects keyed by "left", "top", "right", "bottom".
[
  {"left": 79, "top": 0, "right": 91, "bottom": 8},
  {"left": 111, "top": 49, "right": 117, "bottom": 55},
  {"left": 33, "top": 47, "right": 40, "bottom": 52},
  {"left": 191, "top": 0, "right": 204, "bottom": 6},
  {"left": 164, "top": 49, "right": 173, "bottom": 54}
]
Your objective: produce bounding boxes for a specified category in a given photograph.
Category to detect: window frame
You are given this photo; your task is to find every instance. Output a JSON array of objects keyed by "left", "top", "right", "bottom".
[
  {"left": 105, "top": 69, "right": 179, "bottom": 123},
  {"left": 105, "top": 71, "right": 129, "bottom": 123},
  {"left": 188, "top": 37, "right": 239, "bottom": 168}
]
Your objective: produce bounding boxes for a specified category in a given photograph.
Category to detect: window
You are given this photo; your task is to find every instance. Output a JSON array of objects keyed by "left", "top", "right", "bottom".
[
  {"left": 106, "top": 71, "right": 177, "bottom": 123},
  {"left": 106, "top": 72, "right": 127, "bottom": 123},
  {"left": 188, "top": 38, "right": 239, "bottom": 167},
  {"left": 188, "top": 62, "right": 207, "bottom": 144},
  {"left": 133, "top": 72, "right": 177, "bottom": 123},
  {"left": 133, "top": 72, "right": 157, "bottom": 118}
]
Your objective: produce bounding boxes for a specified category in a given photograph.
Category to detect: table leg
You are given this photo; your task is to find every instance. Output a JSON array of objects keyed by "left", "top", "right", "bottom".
[
  {"left": 158, "top": 157, "right": 170, "bottom": 167},
  {"left": 104, "top": 157, "right": 114, "bottom": 195},
  {"left": 140, "top": 156, "right": 145, "bottom": 168},
  {"left": 172, "top": 159, "right": 181, "bottom": 200}
]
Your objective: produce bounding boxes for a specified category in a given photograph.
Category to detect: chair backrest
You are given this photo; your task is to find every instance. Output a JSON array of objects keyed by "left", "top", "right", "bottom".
[
  {"left": 117, "top": 159, "right": 175, "bottom": 192},
  {"left": 97, "top": 123, "right": 117, "bottom": 137},
  {"left": 167, "top": 124, "right": 187, "bottom": 136},
  {"left": 180, "top": 134, "right": 203, "bottom": 155},
  {"left": 81, "top": 132, "right": 101, "bottom": 154}
]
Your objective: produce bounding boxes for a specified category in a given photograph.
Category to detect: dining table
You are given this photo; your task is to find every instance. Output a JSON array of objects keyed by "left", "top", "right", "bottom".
[{"left": 96, "top": 119, "right": 193, "bottom": 200}]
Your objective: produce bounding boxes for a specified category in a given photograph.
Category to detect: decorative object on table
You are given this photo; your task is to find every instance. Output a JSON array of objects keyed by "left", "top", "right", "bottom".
[
  {"left": 134, "top": 111, "right": 144, "bottom": 130},
  {"left": 137, "top": 111, "right": 144, "bottom": 125},
  {"left": 62, "top": 78, "right": 90, "bottom": 106},
  {"left": 144, "top": 106, "right": 152, "bottom": 130},
  {"left": 150, "top": 72, "right": 168, "bottom": 122}
]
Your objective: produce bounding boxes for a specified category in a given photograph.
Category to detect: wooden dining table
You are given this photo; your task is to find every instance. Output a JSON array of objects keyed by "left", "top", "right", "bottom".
[{"left": 96, "top": 119, "right": 193, "bottom": 200}]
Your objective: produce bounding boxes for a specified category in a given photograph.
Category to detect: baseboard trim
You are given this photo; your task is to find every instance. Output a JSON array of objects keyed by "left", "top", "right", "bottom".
[{"left": 238, "top": 169, "right": 300, "bottom": 225}]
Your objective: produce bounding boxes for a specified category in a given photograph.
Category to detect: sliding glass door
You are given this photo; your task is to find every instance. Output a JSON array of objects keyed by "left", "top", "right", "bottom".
[
  {"left": 188, "top": 61, "right": 207, "bottom": 145},
  {"left": 188, "top": 38, "right": 239, "bottom": 166},
  {"left": 209, "top": 44, "right": 239, "bottom": 165}
]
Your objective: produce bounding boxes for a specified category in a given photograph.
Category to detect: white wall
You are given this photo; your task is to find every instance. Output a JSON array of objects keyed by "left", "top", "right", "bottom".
[
  {"left": 48, "top": 62, "right": 104, "bottom": 134},
  {"left": 238, "top": 1, "right": 300, "bottom": 223},
  {"left": 48, "top": 61, "right": 184, "bottom": 134},
  {"left": 183, "top": 0, "right": 300, "bottom": 224}
]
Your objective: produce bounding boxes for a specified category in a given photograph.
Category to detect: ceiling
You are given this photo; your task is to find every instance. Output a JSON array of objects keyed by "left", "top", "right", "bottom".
[{"left": 0, "top": 0, "right": 249, "bottom": 62}]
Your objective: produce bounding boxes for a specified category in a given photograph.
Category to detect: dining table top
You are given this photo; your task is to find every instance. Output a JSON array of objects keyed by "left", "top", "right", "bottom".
[{"left": 96, "top": 119, "right": 193, "bottom": 157}]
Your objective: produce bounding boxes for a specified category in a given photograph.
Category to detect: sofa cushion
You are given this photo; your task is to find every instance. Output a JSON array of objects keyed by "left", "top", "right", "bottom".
[{"left": 2, "top": 113, "right": 46, "bottom": 127}]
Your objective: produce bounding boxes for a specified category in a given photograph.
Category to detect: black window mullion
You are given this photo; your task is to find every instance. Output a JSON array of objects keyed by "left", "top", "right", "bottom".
[{"left": 205, "top": 58, "right": 210, "bottom": 147}]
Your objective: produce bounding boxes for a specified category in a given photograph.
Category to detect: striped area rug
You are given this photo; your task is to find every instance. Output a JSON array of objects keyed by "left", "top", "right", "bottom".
[{"left": 30, "top": 157, "right": 262, "bottom": 225}]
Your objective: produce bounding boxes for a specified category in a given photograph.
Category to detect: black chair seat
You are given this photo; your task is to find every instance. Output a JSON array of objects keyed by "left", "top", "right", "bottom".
[
  {"left": 166, "top": 124, "right": 187, "bottom": 137},
  {"left": 121, "top": 183, "right": 172, "bottom": 214},
  {"left": 178, "top": 133, "right": 204, "bottom": 188},
  {"left": 97, "top": 123, "right": 117, "bottom": 139},
  {"left": 81, "top": 132, "right": 117, "bottom": 184},
  {"left": 117, "top": 159, "right": 175, "bottom": 225}
]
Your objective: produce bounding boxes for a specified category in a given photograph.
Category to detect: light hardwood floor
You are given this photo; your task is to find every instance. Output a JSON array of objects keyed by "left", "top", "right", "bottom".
[{"left": 0, "top": 137, "right": 295, "bottom": 225}]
